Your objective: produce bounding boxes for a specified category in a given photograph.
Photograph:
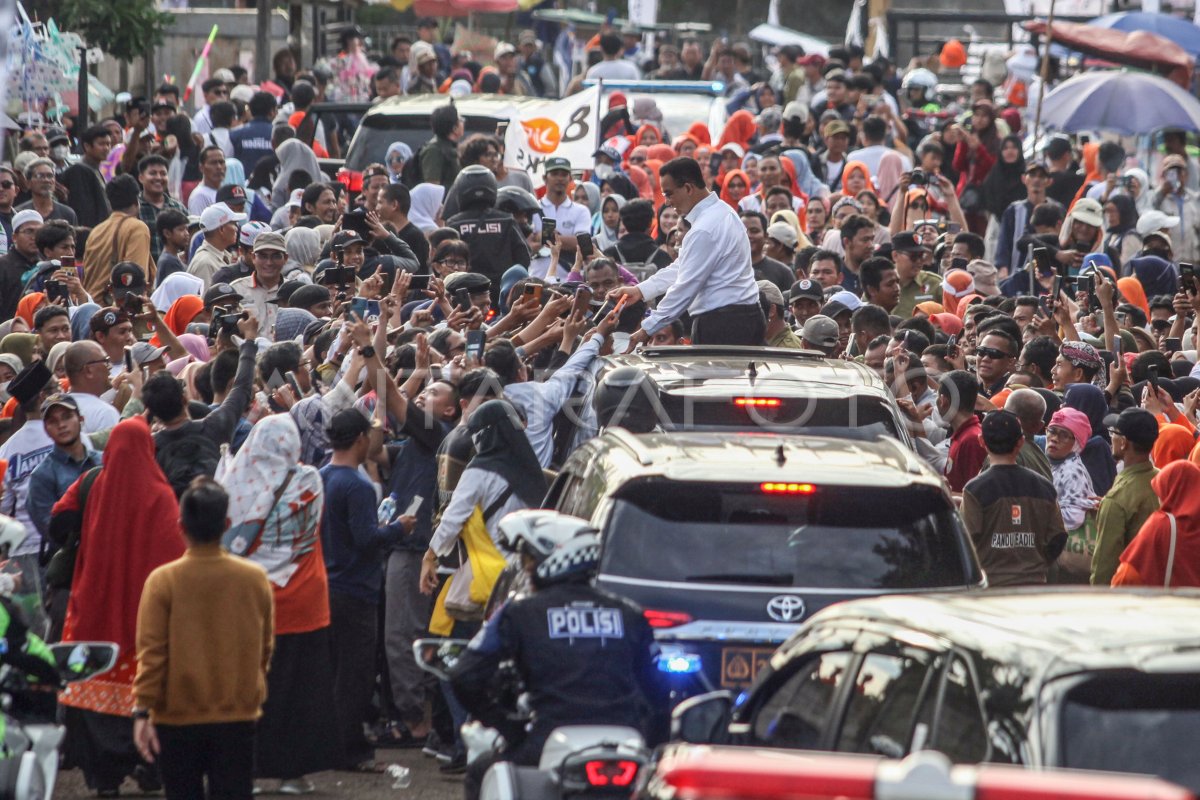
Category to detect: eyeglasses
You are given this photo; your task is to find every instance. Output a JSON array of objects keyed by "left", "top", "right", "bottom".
[
  {"left": 1151, "top": 319, "right": 1172, "bottom": 331},
  {"left": 438, "top": 258, "right": 468, "bottom": 268},
  {"left": 975, "top": 346, "right": 1012, "bottom": 360},
  {"left": 1046, "top": 427, "right": 1074, "bottom": 440},
  {"left": 84, "top": 357, "right": 112, "bottom": 367},
  {"left": 31, "top": 173, "right": 55, "bottom": 180},
  {"left": 0, "top": 182, "right": 14, "bottom": 190}
]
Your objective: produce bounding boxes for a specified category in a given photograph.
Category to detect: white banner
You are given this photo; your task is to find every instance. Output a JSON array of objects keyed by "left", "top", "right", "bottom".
[{"left": 503, "top": 85, "right": 602, "bottom": 188}]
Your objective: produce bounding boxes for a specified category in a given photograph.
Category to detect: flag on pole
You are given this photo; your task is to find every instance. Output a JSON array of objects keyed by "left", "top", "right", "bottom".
[{"left": 503, "top": 85, "right": 602, "bottom": 188}]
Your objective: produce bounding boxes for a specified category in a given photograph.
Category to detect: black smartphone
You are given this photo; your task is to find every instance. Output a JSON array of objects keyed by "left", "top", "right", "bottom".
[
  {"left": 454, "top": 288, "right": 473, "bottom": 313},
  {"left": 284, "top": 370, "right": 304, "bottom": 398},
  {"left": 946, "top": 334, "right": 957, "bottom": 353},
  {"left": 1166, "top": 337, "right": 1183, "bottom": 353},
  {"left": 541, "top": 218, "right": 557, "bottom": 245},
  {"left": 572, "top": 286, "right": 593, "bottom": 319},
  {"left": 1099, "top": 349, "right": 1116, "bottom": 366},
  {"left": 1038, "top": 296, "right": 1052, "bottom": 318},
  {"left": 1033, "top": 246, "right": 1052, "bottom": 275},
  {"left": 1182, "top": 262, "right": 1196, "bottom": 294},
  {"left": 123, "top": 293, "right": 143, "bottom": 314},
  {"left": 45, "top": 280, "right": 68, "bottom": 304},
  {"left": 406, "top": 273, "right": 432, "bottom": 290},
  {"left": 465, "top": 329, "right": 486, "bottom": 361},
  {"left": 496, "top": 120, "right": 509, "bottom": 139},
  {"left": 577, "top": 232, "right": 595, "bottom": 260},
  {"left": 1148, "top": 364, "right": 1160, "bottom": 384},
  {"left": 124, "top": 346, "right": 134, "bottom": 373},
  {"left": 1112, "top": 336, "right": 1122, "bottom": 357},
  {"left": 342, "top": 208, "right": 370, "bottom": 237}
]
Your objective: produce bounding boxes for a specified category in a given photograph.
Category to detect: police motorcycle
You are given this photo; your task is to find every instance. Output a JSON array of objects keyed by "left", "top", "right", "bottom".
[
  {"left": 0, "top": 516, "right": 119, "bottom": 800},
  {"left": 414, "top": 511, "right": 651, "bottom": 800}
]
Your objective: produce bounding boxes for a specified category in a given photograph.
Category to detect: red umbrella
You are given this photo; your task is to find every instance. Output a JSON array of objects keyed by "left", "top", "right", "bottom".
[
  {"left": 1023, "top": 19, "right": 1194, "bottom": 88},
  {"left": 413, "top": 0, "right": 517, "bottom": 15}
]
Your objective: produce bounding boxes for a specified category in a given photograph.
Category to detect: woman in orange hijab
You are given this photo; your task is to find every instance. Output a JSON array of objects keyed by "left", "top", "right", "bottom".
[
  {"left": 841, "top": 161, "right": 872, "bottom": 196},
  {"left": 644, "top": 159, "right": 665, "bottom": 209},
  {"left": 1113, "top": 460, "right": 1200, "bottom": 587},
  {"left": 1117, "top": 276, "right": 1151, "bottom": 319},
  {"left": 687, "top": 122, "right": 711, "bottom": 146},
  {"left": 942, "top": 269, "right": 977, "bottom": 316},
  {"left": 672, "top": 134, "right": 698, "bottom": 157},
  {"left": 151, "top": 295, "right": 206, "bottom": 346},
  {"left": 627, "top": 165, "right": 653, "bottom": 201},
  {"left": 716, "top": 110, "right": 755, "bottom": 152},
  {"left": 1153, "top": 424, "right": 1196, "bottom": 467},
  {"left": 14, "top": 293, "right": 46, "bottom": 327},
  {"left": 1072, "top": 142, "right": 1102, "bottom": 206},
  {"left": 647, "top": 143, "right": 674, "bottom": 162},
  {"left": 634, "top": 124, "right": 661, "bottom": 147},
  {"left": 719, "top": 169, "right": 751, "bottom": 209}
]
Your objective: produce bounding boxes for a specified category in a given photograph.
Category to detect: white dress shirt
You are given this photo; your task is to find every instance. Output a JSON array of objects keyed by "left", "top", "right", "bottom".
[
  {"left": 504, "top": 335, "right": 603, "bottom": 467},
  {"left": 637, "top": 192, "right": 759, "bottom": 334},
  {"left": 539, "top": 195, "right": 592, "bottom": 238}
]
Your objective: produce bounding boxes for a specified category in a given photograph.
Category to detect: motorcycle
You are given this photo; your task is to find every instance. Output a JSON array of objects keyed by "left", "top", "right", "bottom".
[
  {"left": 413, "top": 639, "right": 651, "bottom": 800},
  {"left": 0, "top": 641, "right": 118, "bottom": 800}
]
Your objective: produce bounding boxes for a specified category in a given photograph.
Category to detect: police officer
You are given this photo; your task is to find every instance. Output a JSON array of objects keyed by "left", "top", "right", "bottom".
[
  {"left": 446, "top": 166, "right": 530, "bottom": 303},
  {"left": 451, "top": 532, "right": 668, "bottom": 800}
]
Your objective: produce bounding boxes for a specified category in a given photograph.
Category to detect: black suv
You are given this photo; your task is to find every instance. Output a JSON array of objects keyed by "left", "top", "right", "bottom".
[
  {"left": 673, "top": 589, "right": 1200, "bottom": 793},
  {"left": 542, "top": 429, "right": 984, "bottom": 702},
  {"left": 598, "top": 346, "right": 912, "bottom": 446}
]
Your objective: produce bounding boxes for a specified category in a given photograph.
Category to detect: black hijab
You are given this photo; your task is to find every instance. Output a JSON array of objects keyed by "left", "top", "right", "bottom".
[
  {"left": 981, "top": 135, "right": 1027, "bottom": 218},
  {"left": 1105, "top": 194, "right": 1139, "bottom": 235},
  {"left": 467, "top": 399, "right": 547, "bottom": 507}
]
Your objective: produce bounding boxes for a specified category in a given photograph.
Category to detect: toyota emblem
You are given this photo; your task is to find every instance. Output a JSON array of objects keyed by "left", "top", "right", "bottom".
[{"left": 766, "top": 595, "right": 806, "bottom": 623}]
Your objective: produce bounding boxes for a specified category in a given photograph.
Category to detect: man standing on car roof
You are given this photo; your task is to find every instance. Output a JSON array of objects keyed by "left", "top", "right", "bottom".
[{"left": 613, "top": 157, "right": 763, "bottom": 347}]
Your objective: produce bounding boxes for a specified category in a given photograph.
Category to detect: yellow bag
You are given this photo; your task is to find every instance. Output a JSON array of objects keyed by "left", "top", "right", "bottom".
[{"left": 432, "top": 505, "right": 508, "bottom": 629}]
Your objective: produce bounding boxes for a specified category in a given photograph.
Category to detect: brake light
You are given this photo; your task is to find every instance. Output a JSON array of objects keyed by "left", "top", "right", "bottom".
[
  {"left": 733, "top": 397, "right": 781, "bottom": 407},
  {"left": 585, "top": 760, "right": 639, "bottom": 787},
  {"left": 761, "top": 482, "right": 816, "bottom": 494},
  {"left": 643, "top": 609, "right": 692, "bottom": 629}
]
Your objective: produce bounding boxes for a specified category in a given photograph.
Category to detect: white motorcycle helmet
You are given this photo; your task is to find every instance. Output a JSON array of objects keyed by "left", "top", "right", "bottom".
[
  {"left": 901, "top": 68, "right": 938, "bottom": 104},
  {"left": 497, "top": 510, "right": 596, "bottom": 566},
  {"left": 0, "top": 515, "right": 27, "bottom": 558}
]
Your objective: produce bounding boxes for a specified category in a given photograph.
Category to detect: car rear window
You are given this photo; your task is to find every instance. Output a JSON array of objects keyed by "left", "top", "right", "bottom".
[
  {"left": 657, "top": 395, "right": 902, "bottom": 437},
  {"left": 600, "top": 482, "right": 971, "bottom": 590},
  {"left": 1059, "top": 672, "right": 1200, "bottom": 791},
  {"left": 346, "top": 114, "right": 506, "bottom": 170}
]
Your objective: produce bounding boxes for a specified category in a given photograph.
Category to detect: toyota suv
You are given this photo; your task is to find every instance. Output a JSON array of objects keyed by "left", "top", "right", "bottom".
[
  {"left": 671, "top": 590, "right": 1200, "bottom": 793},
  {"left": 541, "top": 429, "right": 984, "bottom": 704},
  {"left": 598, "top": 346, "right": 913, "bottom": 447}
]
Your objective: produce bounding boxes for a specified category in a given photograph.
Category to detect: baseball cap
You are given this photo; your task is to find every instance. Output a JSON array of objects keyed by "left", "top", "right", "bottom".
[
  {"left": 1104, "top": 408, "right": 1160, "bottom": 451},
  {"left": 47, "top": 127, "right": 70, "bottom": 146},
  {"left": 1070, "top": 197, "right": 1104, "bottom": 228},
  {"left": 239, "top": 220, "right": 271, "bottom": 248},
  {"left": 544, "top": 157, "right": 572, "bottom": 174},
  {"left": 891, "top": 231, "right": 930, "bottom": 254},
  {"left": 798, "top": 54, "right": 826, "bottom": 67},
  {"left": 212, "top": 67, "right": 236, "bottom": 84},
  {"left": 111, "top": 261, "right": 147, "bottom": 292},
  {"left": 40, "top": 393, "right": 79, "bottom": 415},
  {"left": 1024, "top": 161, "right": 1050, "bottom": 176},
  {"left": 186, "top": 215, "right": 203, "bottom": 232},
  {"left": 252, "top": 231, "right": 287, "bottom": 253},
  {"left": 200, "top": 202, "right": 247, "bottom": 232},
  {"left": 719, "top": 142, "right": 746, "bottom": 159},
  {"left": 412, "top": 41, "right": 437, "bottom": 65},
  {"left": 203, "top": 282, "right": 243, "bottom": 309},
  {"left": 518, "top": 30, "right": 538, "bottom": 46},
  {"left": 801, "top": 314, "right": 840, "bottom": 348},
  {"left": 781, "top": 101, "right": 809, "bottom": 123},
  {"left": 132, "top": 342, "right": 169, "bottom": 366},
  {"left": 789, "top": 279, "right": 823, "bottom": 304},
  {"left": 90, "top": 307, "right": 132, "bottom": 335},
  {"left": 288, "top": 284, "right": 332, "bottom": 312},
  {"left": 1137, "top": 209, "right": 1181, "bottom": 238},
  {"left": 216, "top": 184, "right": 247, "bottom": 206},
  {"left": 11, "top": 209, "right": 42, "bottom": 232},
  {"left": 331, "top": 230, "right": 365, "bottom": 249},
  {"left": 766, "top": 221, "right": 798, "bottom": 250},
  {"left": 494, "top": 42, "right": 516, "bottom": 59},
  {"left": 286, "top": 188, "right": 305, "bottom": 209},
  {"left": 823, "top": 119, "right": 851, "bottom": 138},
  {"left": 151, "top": 100, "right": 176, "bottom": 113},
  {"left": 325, "top": 408, "right": 375, "bottom": 445},
  {"left": 756, "top": 279, "right": 786, "bottom": 309},
  {"left": 980, "top": 409, "right": 1023, "bottom": 448}
]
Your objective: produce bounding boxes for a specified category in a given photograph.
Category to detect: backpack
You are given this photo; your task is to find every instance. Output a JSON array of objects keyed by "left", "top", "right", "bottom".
[
  {"left": 155, "top": 432, "right": 222, "bottom": 498},
  {"left": 43, "top": 466, "right": 102, "bottom": 590},
  {"left": 613, "top": 242, "right": 658, "bottom": 283},
  {"left": 402, "top": 143, "right": 426, "bottom": 187}
]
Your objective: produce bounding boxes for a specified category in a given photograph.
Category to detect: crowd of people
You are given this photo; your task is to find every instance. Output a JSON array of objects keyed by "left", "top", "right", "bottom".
[{"left": 1, "top": 17, "right": 1200, "bottom": 800}]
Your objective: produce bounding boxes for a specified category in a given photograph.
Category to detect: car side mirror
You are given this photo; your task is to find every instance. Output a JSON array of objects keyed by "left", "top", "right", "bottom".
[
  {"left": 48, "top": 642, "right": 119, "bottom": 683},
  {"left": 671, "top": 690, "right": 733, "bottom": 744},
  {"left": 412, "top": 638, "right": 472, "bottom": 681}
]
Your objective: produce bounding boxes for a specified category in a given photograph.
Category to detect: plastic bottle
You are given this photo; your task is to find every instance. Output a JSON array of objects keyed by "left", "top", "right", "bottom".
[{"left": 385, "top": 764, "right": 411, "bottom": 790}]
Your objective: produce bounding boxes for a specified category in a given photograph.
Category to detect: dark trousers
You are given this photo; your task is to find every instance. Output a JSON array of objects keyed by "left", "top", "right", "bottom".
[
  {"left": 329, "top": 591, "right": 378, "bottom": 768},
  {"left": 690, "top": 303, "right": 766, "bottom": 346},
  {"left": 156, "top": 721, "right": 255, "bottom": 800}
]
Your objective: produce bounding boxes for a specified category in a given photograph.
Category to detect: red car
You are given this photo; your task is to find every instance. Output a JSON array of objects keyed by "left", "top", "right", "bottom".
[{"left": 639, "top": 745, "right": 1194, "bottom": 800}]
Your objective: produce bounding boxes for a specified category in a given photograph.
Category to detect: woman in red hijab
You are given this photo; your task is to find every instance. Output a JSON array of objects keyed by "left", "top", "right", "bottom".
[
  {"left": 14, "top": 293, "right": 46, "bottom": 327},
  {"left": 1113, "top": 460, "right": 1200, "bottom": 587},
  {"left": 687, "top": 122, "right": 711, "bottom": 146},
  {"left": 57, "top": 417, "right": 186, "bottom": 795},
  {"left": 150, "top": 295, "right": 206, "bottom": 347},
  {"left": 716, "top": 110, "right": 755, "bottom": 153},
  {"left": 634, "top": 124, "right": 661, "bottom": 147},
  {"left": 720, "top": 169, "right": 751, "bottom": 209}
]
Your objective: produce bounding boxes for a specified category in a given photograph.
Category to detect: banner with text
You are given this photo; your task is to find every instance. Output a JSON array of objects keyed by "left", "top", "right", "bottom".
[{"left": 503, "top": 85, "right": 601, "bottom": 188}]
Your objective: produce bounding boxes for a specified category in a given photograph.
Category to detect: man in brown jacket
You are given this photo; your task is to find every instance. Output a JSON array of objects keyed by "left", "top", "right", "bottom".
[
  {"left": 132, "top": 478, "right": 274, "bottom": 799},
  {"left": 82, "top": 175, "right": 152, "bottom": 296}
]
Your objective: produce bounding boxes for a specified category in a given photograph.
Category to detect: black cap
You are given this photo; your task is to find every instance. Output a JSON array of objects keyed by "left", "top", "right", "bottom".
[
  {"left": 789, "top": 279, "right": 824, "bottom": 303},
  {"left": 204, "top": 282, "right": 243, "bottom": 309},
  {"left": 276, "top": 280, "right": 306, "bottom": 305},
  {"left": 9, "top": 360, "right": 52, "bottom": 406},
  {"left": 216, "top": 184, "right": 247, "bottom": 206},
  {"left": 1104, "top": 408, "right": 1160, "bottom": 451},
  {"left": 110, "top": 262, "right": 147, "bottom": 292},
  {"left": 891, "top": 231, "right": 930, "bottom": 254},
  {"left": 325, "top": 408, "right": 374, "bottom": 446},
  {"left": 40, "top": 393, "right": 79, "bottom": 415},
  {"left": 331, "top": 230, "right": 364, "bottom": 249},
  {"left": 288, "top": 284, "right": 333, "bottom": 312},
  {"left": 981, "top": 409, "right": 1023, "bottom": 449}
]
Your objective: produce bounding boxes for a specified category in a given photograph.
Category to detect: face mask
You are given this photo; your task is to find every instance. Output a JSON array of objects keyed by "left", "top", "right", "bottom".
[
  {"left": 594, "top": 164, "right": 614, "bottom": 180},
  {"left": 52, "top": 145, "right": 69, "bottom": 161}
]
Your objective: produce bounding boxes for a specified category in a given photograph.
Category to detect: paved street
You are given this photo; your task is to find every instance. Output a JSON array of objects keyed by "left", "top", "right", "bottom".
[{"left": 54, "top": 747, "right": 465, "bottom": 800}]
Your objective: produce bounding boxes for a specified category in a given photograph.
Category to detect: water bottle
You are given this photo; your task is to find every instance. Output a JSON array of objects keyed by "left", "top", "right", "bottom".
[
  {"left": 385, "top": 764, "right": 411, "bottom": 790},
  {"left": 378, "top": 494, "right": 398, "bottom": 526}
]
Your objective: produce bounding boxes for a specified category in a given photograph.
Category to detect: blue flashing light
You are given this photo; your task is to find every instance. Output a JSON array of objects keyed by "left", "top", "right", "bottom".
[{"left": 657, "top": 652, "right": 702, "bottom": 674}]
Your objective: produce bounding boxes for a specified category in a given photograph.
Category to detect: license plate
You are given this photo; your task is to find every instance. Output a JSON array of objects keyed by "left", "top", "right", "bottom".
[{"left": 720, "top": 647, "right": 774, "bottom": 688}]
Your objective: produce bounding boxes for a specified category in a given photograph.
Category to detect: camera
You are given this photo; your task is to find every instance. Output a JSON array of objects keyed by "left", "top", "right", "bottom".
[
  {"left": 909, "top": 169, "right": 927, "bottom": 187},
  {"left": 45, "top": 280, "right": 68, "bottom": 304},
  {"left": 213, "top": 305, "right": 244, "bottom": 334}
]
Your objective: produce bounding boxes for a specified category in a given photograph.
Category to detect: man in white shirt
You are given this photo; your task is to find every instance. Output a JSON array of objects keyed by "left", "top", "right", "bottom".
[
  {"left": 0, "top": 362, "right": 56, "bottom": 559},
  {"left": 190, "top": 77, "right": 229, "bottom": 136},
  {"left": 539, "top": 157, "right": 592, "bottom": 266},
  {"left": 615, "top": 157, "right": 763, "bottom": 347},
  {"left": 187, "top": 145, "right": 227, "bottom": 215},
  {"left": 586, "top": 33, "right": 640, "bottom": 80},
  {"left": 846, "top": 115, "right": 911, "bottom": 178},
  {"left": 63, "top": 340, "right": 122, "bottom": 433}
]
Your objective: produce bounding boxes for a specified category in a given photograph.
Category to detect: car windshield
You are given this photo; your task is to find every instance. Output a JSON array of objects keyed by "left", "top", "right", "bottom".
[
  {"left": 1059, "top": 672, "right": 1200, "bottom": 791},
  {"left": 345, "top": 113, "right": 506, "bottom": 171},
  {"left": 600, "top": 483, "right": 971, "bottom": 590}
]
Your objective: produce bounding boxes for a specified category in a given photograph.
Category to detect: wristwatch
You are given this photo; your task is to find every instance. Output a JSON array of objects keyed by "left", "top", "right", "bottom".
[
  {"left": 360, "top": 345, "right": 377, "bottom": 359},
  {"left": 132, "top": 708, "right": 150, "bottom": 721}
]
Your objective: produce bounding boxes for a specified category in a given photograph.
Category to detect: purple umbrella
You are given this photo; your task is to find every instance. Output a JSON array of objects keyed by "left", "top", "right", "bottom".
[{"left": 1039, "top": 70, "right": 1200, "bottom": 135}]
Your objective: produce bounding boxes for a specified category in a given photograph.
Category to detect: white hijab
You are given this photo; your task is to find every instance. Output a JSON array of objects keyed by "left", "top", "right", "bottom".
[
  {"left": 409, "top": 183, "right": 446, "bottom": 233},
  {"left": 151, "top": 272, "right": 205, "bottom": 310}
]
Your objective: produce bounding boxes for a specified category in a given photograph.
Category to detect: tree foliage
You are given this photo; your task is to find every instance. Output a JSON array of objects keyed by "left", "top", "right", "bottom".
[{"left": 56, "top": 0, "right": 174, "bottom": 63}]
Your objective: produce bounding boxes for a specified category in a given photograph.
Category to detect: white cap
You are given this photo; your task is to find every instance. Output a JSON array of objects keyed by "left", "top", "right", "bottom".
[
  {"left": 1137, "top": 209, "right": 1181, "bottom": 238},
  {"left": 200, "top": 202, "right": 247, "bottom": 232},
  {"left": 286, "top": 188, "right": 305, "bottom": 209},
  {"left": 494, "top": 42, "right": 516, "bottom": 59},
  {"left": 212, "top": 67, "right": 236, "bottom": 84},
  {"left": 11, "top": 209, "right": 43, "bottom": 232},
  {"left": 230, "top": 84, "right": 256, "bottom": 104},
  {"left": 766, "top": 221, "right": 798, "bottom": 250}
]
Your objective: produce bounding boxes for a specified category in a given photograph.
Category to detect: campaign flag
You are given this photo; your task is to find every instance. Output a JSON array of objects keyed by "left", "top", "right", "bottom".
[{"left": 503, "top": 85, "right": 601, "bottom": 188}]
